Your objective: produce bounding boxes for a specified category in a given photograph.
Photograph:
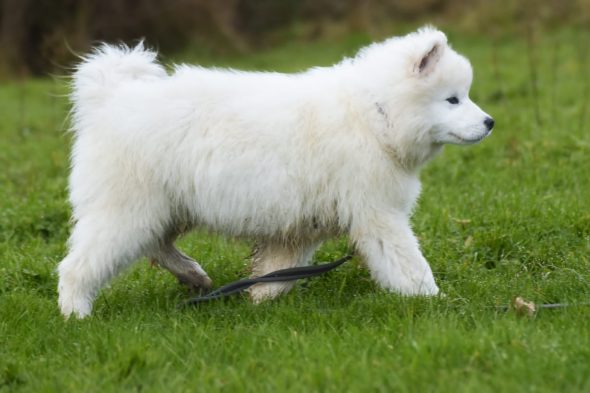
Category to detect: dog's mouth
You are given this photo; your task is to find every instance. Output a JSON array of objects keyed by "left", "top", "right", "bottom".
[{"left": 449, "top": 130, "right": 491, "bottom": 144}]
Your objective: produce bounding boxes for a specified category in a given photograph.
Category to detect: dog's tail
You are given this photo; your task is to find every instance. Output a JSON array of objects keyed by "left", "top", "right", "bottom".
[{"left": 71, "top": 42, "right": 166, "bottom": 117}]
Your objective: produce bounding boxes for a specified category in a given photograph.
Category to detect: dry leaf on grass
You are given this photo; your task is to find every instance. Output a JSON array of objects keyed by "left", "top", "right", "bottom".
[{"left": 512, "top": 296, "right": 536, "bottom": 317}]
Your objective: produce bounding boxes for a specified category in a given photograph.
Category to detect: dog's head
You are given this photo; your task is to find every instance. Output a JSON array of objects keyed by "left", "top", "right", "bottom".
[
  {"left": 404, "top": 29, "right": 494, "bottom": 145},
  {"left": 354, "top": 27, "right": 494, "bottom": 165}
]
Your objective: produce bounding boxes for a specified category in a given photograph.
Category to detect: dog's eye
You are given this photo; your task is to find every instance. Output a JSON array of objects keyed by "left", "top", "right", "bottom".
[{"left": 446, "top": 97, "right": 459, "bottom": 104}]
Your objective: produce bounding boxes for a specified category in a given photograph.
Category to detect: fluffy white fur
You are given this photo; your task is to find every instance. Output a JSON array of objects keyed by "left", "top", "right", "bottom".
[{"left": 58, "top": 27, "right": 493, "bottom": 318}]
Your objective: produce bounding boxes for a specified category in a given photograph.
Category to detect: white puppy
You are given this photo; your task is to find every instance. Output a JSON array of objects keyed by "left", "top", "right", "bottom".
[{"left": 58, "top": 27, "right": 493, "bottom": 318}]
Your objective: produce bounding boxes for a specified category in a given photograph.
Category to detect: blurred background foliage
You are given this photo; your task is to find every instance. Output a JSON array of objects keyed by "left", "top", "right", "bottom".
[{"left": 0, "top": 0, "right": 589, "bottom": 78}]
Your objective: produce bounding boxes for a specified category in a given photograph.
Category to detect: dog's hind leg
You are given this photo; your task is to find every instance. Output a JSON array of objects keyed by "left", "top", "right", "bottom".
[
  {"left": 248, "top": 241, "right": 320, "bottom": 303},
  {"left": 57, "top": 213, "right": 157, "bottom": 319},
  {"left": 151, "top": 244, "right": 212, "bottom": 292}
]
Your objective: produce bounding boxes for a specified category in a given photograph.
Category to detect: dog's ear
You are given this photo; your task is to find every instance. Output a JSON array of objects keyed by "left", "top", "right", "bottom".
[{"left": 413, "top": 29, "right": 447, "bottom": 76}]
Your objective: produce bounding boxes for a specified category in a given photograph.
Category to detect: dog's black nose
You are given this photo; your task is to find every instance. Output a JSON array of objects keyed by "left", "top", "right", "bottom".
[{"left": 484, "top": 117, "right": 495, "bottom": 131}]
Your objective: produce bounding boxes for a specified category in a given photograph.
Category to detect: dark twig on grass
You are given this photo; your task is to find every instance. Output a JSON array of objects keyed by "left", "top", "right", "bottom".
[
  {"left": 18, "top": 70, "right": 28, "bottom": 137},
  {"left": 525, "top": 23, "right": 542, "bottom": 127},
  {"left": 490, "top": 37, "right": 507, "bottom": 109},
  {"left": 576, "top": 30, "right": 589, "bottom": 134},
  {"left": 549, "top": 39, "right": 559, "bottom": 125},
  {"left": 496, "top": 299, "right": 590, "bottom": 318}
]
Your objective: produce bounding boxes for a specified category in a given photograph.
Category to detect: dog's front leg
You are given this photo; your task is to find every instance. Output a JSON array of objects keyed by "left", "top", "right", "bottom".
[{"left": 352, "top": 211, "right": 439, "bottom": 296}]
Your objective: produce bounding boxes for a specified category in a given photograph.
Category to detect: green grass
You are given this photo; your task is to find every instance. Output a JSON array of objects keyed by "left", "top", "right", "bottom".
[{"left": 1, "top": 27, "right": 590, "bottom": 392}]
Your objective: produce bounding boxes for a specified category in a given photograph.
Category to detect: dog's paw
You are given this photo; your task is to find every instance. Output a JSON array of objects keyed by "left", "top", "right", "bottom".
[
  {"left": 405, "top": 276, "right": 439, "bottom": 296},
  {"left": 417, "top": 282, "right": 440, "bottom": 296},
  {"left": 382, "top": 274, "right": 439, "bottom": 297},
  {"left": 176, "top": 270, "right": 213, "bottom": 293},
  {"left": 58, "top": 293, "right": 92, "bottom": 319}
]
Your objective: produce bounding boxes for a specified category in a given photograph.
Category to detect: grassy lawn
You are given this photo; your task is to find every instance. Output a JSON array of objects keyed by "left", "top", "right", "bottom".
[{"left": 1, "top": 27, "right": 590, "bottom": 392}]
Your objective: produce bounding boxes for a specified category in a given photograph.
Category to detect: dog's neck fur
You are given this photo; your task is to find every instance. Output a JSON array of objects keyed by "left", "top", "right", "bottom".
[{"left": 373, "top": 102, "right": 443, "bottom": 172}]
